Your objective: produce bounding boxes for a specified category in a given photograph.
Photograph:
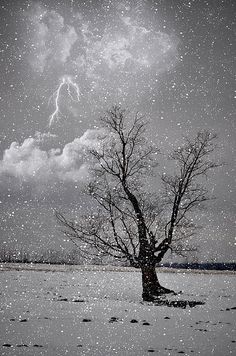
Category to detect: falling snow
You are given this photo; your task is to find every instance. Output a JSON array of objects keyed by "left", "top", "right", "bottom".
[
  {"left": 0, "top": 1, "right": 235, "bottom": 355},
  {"left": 0, "top": 1, "right": 235, "bottom": 264}
]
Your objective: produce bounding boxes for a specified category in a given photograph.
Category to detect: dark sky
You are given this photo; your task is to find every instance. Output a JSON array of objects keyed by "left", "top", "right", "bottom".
[{"left": 0, "top": 0, "right": 235, "bottom": 262}]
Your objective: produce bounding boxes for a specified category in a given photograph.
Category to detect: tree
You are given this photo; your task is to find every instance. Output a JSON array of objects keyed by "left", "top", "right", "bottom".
[{"left": 56, "top": 106, "right": 219, "bottom": 301}]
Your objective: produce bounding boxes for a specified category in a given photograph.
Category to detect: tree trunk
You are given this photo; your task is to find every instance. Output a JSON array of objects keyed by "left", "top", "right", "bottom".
[{"left": 141, "top": 265, "right": 175, "bottom": 301}]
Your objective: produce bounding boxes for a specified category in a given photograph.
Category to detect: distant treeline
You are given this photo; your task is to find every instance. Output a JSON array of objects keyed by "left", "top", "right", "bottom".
[
  {"left": 0, "top": 247, "right": 84, "bottom": 265},
  {"left": 0, "top": 248, "right": 235, "bottom": 270},
  {"left": 160, "top": 262, "right": 236, "bottom": 271}
]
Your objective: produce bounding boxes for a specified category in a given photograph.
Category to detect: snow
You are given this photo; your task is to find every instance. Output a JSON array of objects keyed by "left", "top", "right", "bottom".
[{"left": 0, "top": 264, "right": 235, "bottom": 355}]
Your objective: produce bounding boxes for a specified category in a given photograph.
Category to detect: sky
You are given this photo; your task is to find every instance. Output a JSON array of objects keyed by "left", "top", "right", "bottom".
[{"left": 0, "top": 0, "right": 235, "bottom": 262}]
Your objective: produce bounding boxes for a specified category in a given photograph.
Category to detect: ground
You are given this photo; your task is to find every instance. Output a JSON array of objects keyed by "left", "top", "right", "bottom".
[{"left": 0, "top": 264, "right": 235, "bottom": 355}]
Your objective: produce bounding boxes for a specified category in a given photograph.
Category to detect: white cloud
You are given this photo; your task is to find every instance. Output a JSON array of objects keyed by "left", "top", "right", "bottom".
[
  {"left": 100, "top": 36, "right": 132, "bottom": 70},
  {"left": 26, "top": 3, "right": 178, "bottom": 83},
  {"left": 0, "top": 129, "right": 107, "bottom": 186},
  {"left": 78, "top": 14, "right": 178, "bottom": 80},
  {"left": 27, "top": 4, "right": 78, "bottom": 73},
  {"left": 24, "top": 2, "right": 179, "bottom": 116}
]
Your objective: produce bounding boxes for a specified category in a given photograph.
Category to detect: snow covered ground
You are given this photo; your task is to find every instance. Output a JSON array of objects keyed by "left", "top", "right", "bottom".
[{"left": 0, "top": 264, "right": 235, "bottom": 356}]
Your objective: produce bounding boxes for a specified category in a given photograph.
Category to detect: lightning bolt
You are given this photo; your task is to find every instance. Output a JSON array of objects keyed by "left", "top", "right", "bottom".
[{"left": 49, "top": 75, "right": 80, "bottom": 127}]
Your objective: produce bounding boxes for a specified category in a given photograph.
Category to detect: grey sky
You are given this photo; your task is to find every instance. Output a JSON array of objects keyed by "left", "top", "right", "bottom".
[{"left": 0, "top": 0, "right": 235, "bottom": 261}]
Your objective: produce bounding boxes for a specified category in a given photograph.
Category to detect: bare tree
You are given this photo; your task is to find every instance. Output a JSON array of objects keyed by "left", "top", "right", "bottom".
[
  {"left": 160, "top": 132, "right": 220, "bottom": 259},
  {"left": 56, "top": 106, "right": 220, "bottom": 301}
]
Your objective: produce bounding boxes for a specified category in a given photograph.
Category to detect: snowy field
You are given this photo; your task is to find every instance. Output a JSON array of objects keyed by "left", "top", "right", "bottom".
[{"left": 0, "top": 264, "right": 235, "bottom": 356}]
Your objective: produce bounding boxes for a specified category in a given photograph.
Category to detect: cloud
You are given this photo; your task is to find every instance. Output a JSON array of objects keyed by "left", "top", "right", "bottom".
[
  {"left": 27, "top": 4, "right": 78, "bottom": 73},
  {"left": 24, "top": 2, "right": 179, "bottom": 115},
  {"left": 76, "top": 14, "right": 178, "bottom": 80},
  {"left": 0, "top": 129, "right": 106, "bottom": 186},
  {"left": 26, "top": 3, "right": 178, "bottom": 76}
]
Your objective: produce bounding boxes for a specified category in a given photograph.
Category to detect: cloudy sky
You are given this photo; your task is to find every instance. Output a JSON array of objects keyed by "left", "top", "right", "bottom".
[{"left": 0, "top": 0, "right": 235, "bottom": 261}]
